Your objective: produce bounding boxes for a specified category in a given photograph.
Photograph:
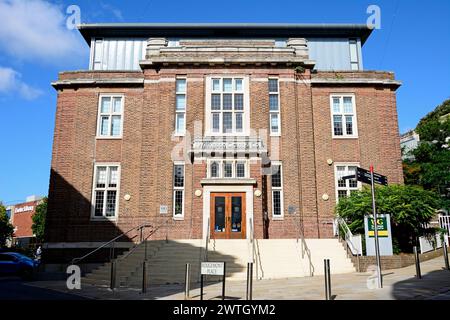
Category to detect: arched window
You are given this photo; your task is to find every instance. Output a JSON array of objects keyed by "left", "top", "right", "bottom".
[{"left": 210, "top": 162, "right": 219, "bottom": 178}]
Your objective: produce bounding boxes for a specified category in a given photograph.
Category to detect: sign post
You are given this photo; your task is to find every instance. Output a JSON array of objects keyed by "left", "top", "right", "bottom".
[
  {"left": 370, "top": 165, "right": 383, "bottom": 288},
  {"left": 344, "top": 166, "right": 388, "bottom": 288},
  {"left": 200, "top": 262, "right": 226, "bottom": 300}
]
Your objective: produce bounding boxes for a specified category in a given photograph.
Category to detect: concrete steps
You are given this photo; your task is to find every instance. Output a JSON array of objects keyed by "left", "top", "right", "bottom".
[{"left": 81, "top": 238, "right": 355, "bottom": 288}]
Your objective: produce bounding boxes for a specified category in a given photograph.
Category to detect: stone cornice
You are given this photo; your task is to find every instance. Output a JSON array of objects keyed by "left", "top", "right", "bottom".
[
  {"left": 52, "top": 78, "right": 144, "bottom": 89},
  {"left": 311, "top": 78, "right": 402, "bottom": 88}
]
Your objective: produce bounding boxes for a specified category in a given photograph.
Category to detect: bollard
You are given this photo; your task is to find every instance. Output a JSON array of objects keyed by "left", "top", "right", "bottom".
[
  {"left": 200, "top": 275, "right": 204, "bottom": 301},
  {"left": 246, "top": 262, "right": 253, "bottom": 300},
  {"left": 110, "top": 260, "right": 116, "bottom": 290},
  {"left": 324, "top": 259, "right": 331, "bottom": 300},
  {"left": 185, "top": 263, "right": 191, "bottom": 299},
  {"left": 357, "top": 254, "right": 361, "bottom": 273},
  {"left": 142, "top": 260, "right": 148, "bottom": 293},
  {"left": 443, "top": 240, "right": 450, "bottom": 271},
  {"left": 413, "top": 246, "right": 421, "bottom": 279}
]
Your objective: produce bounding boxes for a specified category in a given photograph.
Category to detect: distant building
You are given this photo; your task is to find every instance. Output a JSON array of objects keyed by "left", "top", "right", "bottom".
[
  {"left": 400, "top": 130, "right": 420, "bottom": 160},
  {"left": 10, "top": 195, "right": 44, "bottom": 248}
]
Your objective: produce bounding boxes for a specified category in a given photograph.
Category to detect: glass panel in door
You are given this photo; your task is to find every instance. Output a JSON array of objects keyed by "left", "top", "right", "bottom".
[
  {"left": 231, "top": 196, "right": 242, "bottom": 233},
  {"left": 214, "top": 196, "right": 226, "bottom": 233}
]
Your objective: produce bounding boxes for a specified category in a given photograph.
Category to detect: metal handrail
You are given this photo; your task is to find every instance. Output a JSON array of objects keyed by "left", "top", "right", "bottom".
[
  {"left": 294, "top": 216, "right": 314, "bottom": 276},
  {"left": 334, "top": 217, "right": 362, "bottom": 256},
  {"left": 71, "top": 223, "right": 152, "bottom": 265},
  {"left": 204, "top": 217, "right": 210, "bottom": 262},
  {"left": 118, "top": 220, "right": 169, "bottom": 261},
  {"left": 249, "top": 217, "right": 255, "bottom": 263}
]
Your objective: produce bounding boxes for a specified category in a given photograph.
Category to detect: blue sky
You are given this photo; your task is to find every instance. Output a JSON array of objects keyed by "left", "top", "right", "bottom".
[{"left": 0, "top": 0, "right": 449, "bottom": 204}]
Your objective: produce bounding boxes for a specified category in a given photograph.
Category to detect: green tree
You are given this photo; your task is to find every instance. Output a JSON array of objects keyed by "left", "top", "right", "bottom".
[
  {"left": 0, "top": 202, "right": 14, "bottom": 248},
  {"left": 32, "top": 197, "right": 47, "bottom": 243},
  {"left": 403, "top": 99, "right": 450, "bottom": 207},
  {"left": 335, "top": 185, "right": 442, "bottom": 253}
]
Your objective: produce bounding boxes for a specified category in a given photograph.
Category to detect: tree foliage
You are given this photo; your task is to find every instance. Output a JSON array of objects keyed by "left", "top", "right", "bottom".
[
  {"left": 32, "top": 197, "right": 47, "bottom": 242},
  {"left": 335, "top": 185, "right": 442, "bottom": 253},
  {"left": 403, "top": 98, "right": 450, "bottom": 207},
  {"left": 0, "top": 202, "right": 14, "bottom": 248}
]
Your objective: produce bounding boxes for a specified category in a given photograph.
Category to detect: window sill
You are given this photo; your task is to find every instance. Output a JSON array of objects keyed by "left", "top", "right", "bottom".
[
  {"left": 173, "top": 216, "right": 184, "bottom": 221},
  {"left": 90, "top": 217, "right": 117, "bottom": 222},
  {"left": 201, "top": 178, "right": 257, "bottom": 186},
  {"left": 270, "top": 133, "right": 281, "bottom": 137},
  {"left": 332, "top": 136, "right": 359, "bottom": 140},
  {"left": 174, "top": 133, "right": 186, "bottom": 137},
  {"left": 272, "top": 216, "right": 284, "bottom": 221},
  {"left": 206, "top": 133, "right": 250, "bottom": 137},
  {"left": 96, "top": 136, "right": 123, "bottom": 140}
]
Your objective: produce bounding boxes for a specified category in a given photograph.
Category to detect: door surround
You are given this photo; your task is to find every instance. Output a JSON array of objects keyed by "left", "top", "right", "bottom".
[{"left": 203, "top": 185, "right": 253, "bottom": 240}]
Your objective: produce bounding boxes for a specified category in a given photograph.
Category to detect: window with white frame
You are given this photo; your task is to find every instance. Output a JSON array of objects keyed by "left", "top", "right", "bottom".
[
  {"left": 92, "top": 164, "right": 120, "bottom": 218},
  {"left": 271, "top": 163, "right": 283, "bottom": 218},
  {"left": 175, "top": 78, "right": 186, "bottom": 135},
  {"left": 349, "top": 39, "right": 359, "bottom": 71},
  {"left": 331, "top": 95, "right": 357, "bottom": 138},
  {"left": 173, "top": 163, "right": 185, "bottom": 218},
  {"left": 97, "top": 95, "right": 124, "bottom": 138},
  {"left": 207, "top": 159, "right": 248, "bottom": 179},
  {"left": 269, "top": 78, "right": 280, "bottom": 135},
  {"left": 335, "top": 164, "right": 360, "bottom": 200},
  {"left": 207, "top": 77, "right": 248, "bottom": 135}
]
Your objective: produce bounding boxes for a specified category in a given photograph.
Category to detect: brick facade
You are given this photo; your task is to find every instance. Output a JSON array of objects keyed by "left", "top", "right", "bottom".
[
  {"left": 45, "top": 27, "right": 403, "bottom": 260},
  {"left": 46, "top": 67, "right": 403, "bottom": 244}
]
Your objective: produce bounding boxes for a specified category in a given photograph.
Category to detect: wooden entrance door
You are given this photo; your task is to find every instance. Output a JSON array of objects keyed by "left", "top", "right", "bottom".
[{"left": 210, "top": 193, "right": 246, "bottom": 239}]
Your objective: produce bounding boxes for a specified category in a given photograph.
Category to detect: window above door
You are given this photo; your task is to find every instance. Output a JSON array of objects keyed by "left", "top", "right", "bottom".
[{"left": 205, "top": 76, "right": 250, "bottom": 136}]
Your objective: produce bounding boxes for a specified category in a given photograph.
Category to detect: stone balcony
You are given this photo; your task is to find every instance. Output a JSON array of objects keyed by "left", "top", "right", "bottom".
[{"left": 190, "top": 136, "right": 267, "bottom": 159}]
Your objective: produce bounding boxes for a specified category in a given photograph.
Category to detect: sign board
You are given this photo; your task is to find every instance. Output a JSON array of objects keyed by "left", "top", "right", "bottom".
[
  {"left": 367, "top": 217, "right": 388, "bottom": 237},
  {"left": 356, "top": 167, "right": 388, "bottom": 186},
  {"left": 159, "top": 205, "right": 168, "bottom": 214},
  {"left": 14, "top": 205, "right": 34, "bottom": 214},
  {"left": 201, "top": 262, "right": 225, "bottom": 276},
  {"left": 364, "top": 214, "right": 393, "bottom": 256}
]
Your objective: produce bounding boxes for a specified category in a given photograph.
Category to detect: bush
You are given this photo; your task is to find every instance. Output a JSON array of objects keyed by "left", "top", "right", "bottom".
[{"left": 335, "top": 185, "right": 442, "bottom": 253}]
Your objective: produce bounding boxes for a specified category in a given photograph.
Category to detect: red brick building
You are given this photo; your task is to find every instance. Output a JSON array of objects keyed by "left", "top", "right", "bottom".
[
  {"left": 10, "top": 196, "right": 44, "bottom": 247},
  {"left": 45, "top": 24, "right": 403, "bottom": 261}
]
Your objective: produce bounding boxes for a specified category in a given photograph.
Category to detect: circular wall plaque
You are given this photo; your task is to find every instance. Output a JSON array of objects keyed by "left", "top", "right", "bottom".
[
  {"left": 195, "top": 189, "right": 202, "bottom": 197},
  {"left": 124, "top": 194, "right": 131, "bottom": 201},
  {"left": 322, "top": 193, "right": 330, "bottom": 201},
  {"left": 254, "top": 190, "right": 262, "bottom": 197}
]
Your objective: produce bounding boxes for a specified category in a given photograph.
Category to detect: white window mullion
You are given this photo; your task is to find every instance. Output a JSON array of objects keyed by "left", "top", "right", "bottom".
[
  {"left": 207, "top": 76, "right": 247, "bottom": 136},
  {"left": 97, "top": 95, "right": 124, "bottom": 138},
  {"left": 335, "top": 163, "right": 360, "bottom": 202},
  {"left": 173, "top": 163, "right": 185, "bottom": 219},
  {"left": 175, "top": 78, "right": 187, "bottom": 135},
  {"left": 269, "top": 78, "right": 280, "bottom": 136},
  {"left": 331, "top": 94, "right": 357, "bottom": 138},
  {"left": 92, "top": 164, "right": 120, "bottom": 220},
  {"left": 271, "top": 162, "right": 283, "bottom": 218}
]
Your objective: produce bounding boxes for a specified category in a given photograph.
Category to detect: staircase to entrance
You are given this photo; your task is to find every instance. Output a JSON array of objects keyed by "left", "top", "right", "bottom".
[{"left": 79, "top": 238, "right": 355, "bottom": 288}]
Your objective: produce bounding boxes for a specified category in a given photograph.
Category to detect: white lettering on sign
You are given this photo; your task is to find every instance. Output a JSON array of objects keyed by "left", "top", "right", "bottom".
[
  {"left": 14, "top": 206, "right": 34, "bottom": 213},
  {"left": 201, "top": 262, "right": 225, "bottom": 275}
]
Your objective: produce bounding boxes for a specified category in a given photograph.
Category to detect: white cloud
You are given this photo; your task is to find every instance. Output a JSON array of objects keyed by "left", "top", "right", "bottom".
[
  {"left": 0, "top": 67, "right": 43, "bottom": 100},
  {"left": 100, "top": 2, "right": 124, "bottom": 21},
  {"left": 0, "top": 0, "right": 86, "bottom": 65}
]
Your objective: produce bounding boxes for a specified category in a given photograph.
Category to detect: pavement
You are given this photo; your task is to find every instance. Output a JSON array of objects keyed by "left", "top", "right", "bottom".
[{"left": 13, "top": 256, "right": 450, "bottom": 300}]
